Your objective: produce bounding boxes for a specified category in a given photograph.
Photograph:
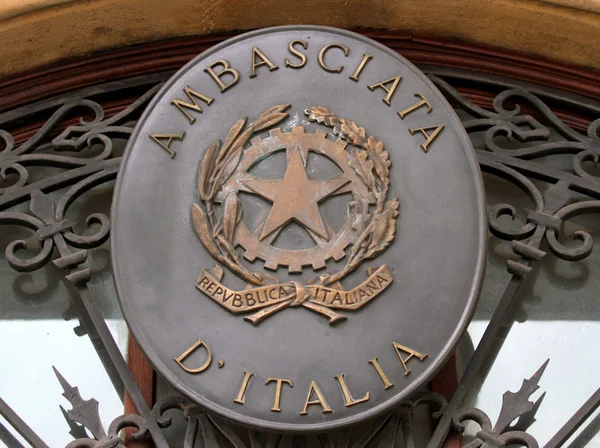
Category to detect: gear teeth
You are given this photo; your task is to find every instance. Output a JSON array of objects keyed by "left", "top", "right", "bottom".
[
  {"left": 264, "top": 260, "right": 279, "bottom": 271},
  {"left": 311, "top": 260, "right": 327, "bottom": 270},
  {"left": 333, "top": 248, "right": 347, "bottom": 261},
  {"left": 288, "top": 263, "right": 303, "bottom": 274},
  {"left": 292, "top": 126, "right": 305, "bottom": 134},
  {"left": 335, "top": 138, "right": 347, "bottom": 149},
  {"left": 233, "top": 126, "right": 357, "bottom": 272},
  {"left": 243, "top": 250, "right": 257, "bottom": 262}
]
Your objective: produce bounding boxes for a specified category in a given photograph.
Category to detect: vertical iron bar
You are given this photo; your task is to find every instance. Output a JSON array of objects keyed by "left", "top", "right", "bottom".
[
  {"left": 76, "top": 285, "right": 170, "bottom": 448},
  {"left": 544, "top": 387, "right": 600, "bottom": 448},
  {"left": 0, "top": 419, "right": 27, "bottom": 448},
  {"left": 427, "top": 274, "right": 527, "bottom": 448},
  {"left": 401, "top": 411, "right": 415, "bottom": 448},
  {"left": 428, "top": 227, "right": 545, "bottom": 448},
  {"left": 0, "top": 397, "right": 49, "bottom": 448},
  {"left": 64, "top": 280, "right": 125, "bottom": 400}
]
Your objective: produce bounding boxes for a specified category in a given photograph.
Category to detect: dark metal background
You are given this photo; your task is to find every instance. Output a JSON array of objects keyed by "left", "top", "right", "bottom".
[{"left": 0, "top": 38, "right": 599, "bottom": 446}]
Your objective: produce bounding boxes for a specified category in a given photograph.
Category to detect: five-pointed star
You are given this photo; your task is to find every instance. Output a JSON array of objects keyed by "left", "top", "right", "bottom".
[{"left": 241, "top": 146, "right": 349, "bottom": 241}]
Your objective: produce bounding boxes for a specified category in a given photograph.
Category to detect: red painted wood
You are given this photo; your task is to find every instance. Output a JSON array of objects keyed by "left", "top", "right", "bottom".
[{"left": 1, "top": 31, "right": 600, "bottom": 113}]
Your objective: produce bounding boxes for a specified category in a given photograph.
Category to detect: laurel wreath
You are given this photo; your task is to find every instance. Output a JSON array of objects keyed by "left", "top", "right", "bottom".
[{"left": 192, "top": 105, "right": 399, "bottom": 306}]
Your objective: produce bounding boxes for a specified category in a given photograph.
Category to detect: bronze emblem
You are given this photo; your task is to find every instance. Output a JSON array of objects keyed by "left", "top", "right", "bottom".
[
  {"left": 192, "top": 104, "right": 398, "bottom": 325},
  {"left": 111, "top": 26, "right": 486, "bottom": 433}
]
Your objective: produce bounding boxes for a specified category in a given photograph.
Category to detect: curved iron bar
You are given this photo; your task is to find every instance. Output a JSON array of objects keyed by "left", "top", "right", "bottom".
[
  {"left": 427, "top": 72, "right": 600, "bottom": 448},
  {"left": 6, "top": 100, "right": 104, "bottom": 157},
  {"left": 480, "top": 159, "right": 544, "bottom": 240},
  {"left": 149, "top": 391, "right": 447, "bottom": 447},
  {"left": 0, "top": 81, "right": 170, "bottom": 448},
  {"left": 545, "top": 200, "right": 600, "bottom": 261},
  {"left": 1, "top": 70, "right": 600, "bottom": 447},
  {"left": 0, "top": 83, "right": 160, "bottom": 209},
  {"left": 0, "top": 211, "right": 54, "bottom": 271}
]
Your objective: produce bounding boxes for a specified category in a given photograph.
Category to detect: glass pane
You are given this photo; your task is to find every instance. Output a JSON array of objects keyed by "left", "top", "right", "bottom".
[
  {"left": 0, "top": 179, "right": 128, "bottom": 446},
  {"left": 456, "top": 89, "right": 600, "bottom": 445}
]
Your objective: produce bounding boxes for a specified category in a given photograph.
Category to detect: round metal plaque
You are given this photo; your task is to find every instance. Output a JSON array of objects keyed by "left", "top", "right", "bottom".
[{"left": 112, "top": 26, "right": 486, "bottom": 432}]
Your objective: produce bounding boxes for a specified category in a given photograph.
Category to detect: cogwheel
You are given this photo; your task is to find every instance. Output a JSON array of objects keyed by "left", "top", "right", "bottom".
[{"left": 218, "top": 125, "right": 374, "bottom": 273}]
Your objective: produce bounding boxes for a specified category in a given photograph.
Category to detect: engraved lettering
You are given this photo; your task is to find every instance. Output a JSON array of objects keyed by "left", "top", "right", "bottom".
[
  {"left": 409, "top": 125, "right": 445, "bottom": 153},
  {"left": 149, "top": 133, "right": 184, "bottom": 159},
  {"left": 174, "top": 338, "right": 212, "bottom": 374},
  {"left": 332, "top": 292, "right": 343, "bottom": 305},
  {"left": 392, "top": 342, "right": 428, "bottom": 376},
  {"left": 349, "top": 53, "right": 373, "bottom": 82},
  {"left": 257, "top": 290, "right": 266, "bottom": 304},
  {"left": 345, "top": 292, "right": 355, "bottom": 305},
  {"left": 233, "top": 371, "right": 255, "bottom": 405},
  {"left": 376, "top": 275, "right": 389, "bottom": 287},
  {"left": 204, "top": 59, "right": 240, "bottom": 92},
  {"left": 235, "top": 294, "right": 247, "bottom": 307},
  {"left": 397, "top": 93, "right": 432, "bottom": 119},
  {"left": 250, "top": 46, "right": 279, "bottom": 78},
  {"left": 368, "top": 357, "right": 394, "bottom": 389},
  {"left": 368, "top": 76, "right": 402, "bottom": 106},
  {"left": 170, "top": 86, "right": 214, "bottom": 124},
  {"left": 285, "top": 40, "right": 308, "bottom": 69},
  {"left": 366, "top": 280, "right": 378, "bottom": 295},
  {"left": 300, "top": 381, "right": 333, "bottom": 415},
  {"left": 223, "top": 291, "right": 234, "bottom": 303},
  {"left": 334, "top": 373, "right": 370, "bottom": 407},
  {"left": 265, "top": 377, "right": 293, "bottom": 412},
  {"left": 318, "top": 44, "right": 349, "bottom": 73},
  {"left": 198, "top": 276, "right": 210, "bottom": 287}
]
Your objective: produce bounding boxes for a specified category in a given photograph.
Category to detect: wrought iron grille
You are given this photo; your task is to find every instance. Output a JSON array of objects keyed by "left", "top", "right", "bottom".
[{"left": 0, "top": 62, "right": 599, "bottom": 447}]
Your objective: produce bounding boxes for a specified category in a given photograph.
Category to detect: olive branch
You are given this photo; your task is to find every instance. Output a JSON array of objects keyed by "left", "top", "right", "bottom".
[
  {"left": 305, "top": 106, "right": 400, "bottom": 285},
  {"left": 192, "top": 104, "right": 291, "bottom": 286}
]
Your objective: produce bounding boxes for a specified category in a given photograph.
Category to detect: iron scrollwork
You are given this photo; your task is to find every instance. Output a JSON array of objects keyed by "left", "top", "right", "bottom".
[
  {"left": 54, "top": 368, "right": 148, "bottom": 448},
  {"left": 56, "top": 386, "right": 448, "bottom": 448},
  {"left": 0, "top": 81, "right": 171, "bottom": 448},
  {"left": 427, "top": 73, "right": 600, "bottom": 448},
  {"left": 452, "top": 361, "right": 548, "bottom": 448},
  {"left": 2, "top": 67, "right": 600, "bottom": 447},
  {"left": 0, "top": 85, "right": 161, "bottom": 272}
]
